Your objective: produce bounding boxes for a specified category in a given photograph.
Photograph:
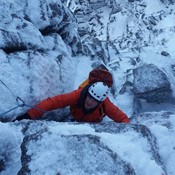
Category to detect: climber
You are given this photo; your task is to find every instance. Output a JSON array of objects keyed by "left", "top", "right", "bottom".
[{"left": 14, "top": 82, "right": 130, "bottom": 123}]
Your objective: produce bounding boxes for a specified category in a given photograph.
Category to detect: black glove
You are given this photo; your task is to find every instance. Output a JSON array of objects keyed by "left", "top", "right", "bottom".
[{"left": 13, "top": 113, "right": 31, "bottom": 121}]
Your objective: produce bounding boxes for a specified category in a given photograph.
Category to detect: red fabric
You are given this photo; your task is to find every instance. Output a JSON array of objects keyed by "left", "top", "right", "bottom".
[
  {"left": 28, "top": 89, "right": 129, "bottom": 123},
  {"left": 89, "top": 69, "right": 113, "bottom": 87}
]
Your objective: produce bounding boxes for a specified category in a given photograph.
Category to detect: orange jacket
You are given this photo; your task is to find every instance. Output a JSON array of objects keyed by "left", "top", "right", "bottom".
[{"left": 28, "top": 88, "right": 129, "bottom": 123}]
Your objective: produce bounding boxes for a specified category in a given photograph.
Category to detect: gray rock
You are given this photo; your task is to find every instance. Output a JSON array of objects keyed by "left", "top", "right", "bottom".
[
  {"left": 160, "top": 0, "right": 175, "bottom": 4},
  {"left": 0, "top": 0, "right": 80, "bottom": 55},
  {"left": 133, "top": 64, "right": 172, "bottom": 103},
  {"left": 19, "top": 128, "right": 136, "bottom": 175},
  {"left": 2, "top": 111, "right": 174, "bottom": 175}
]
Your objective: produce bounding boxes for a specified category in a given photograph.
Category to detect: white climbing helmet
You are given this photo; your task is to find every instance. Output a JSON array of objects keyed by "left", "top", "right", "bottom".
[{"left": 88, "top": 82, "right": 109, "bottom": 102}]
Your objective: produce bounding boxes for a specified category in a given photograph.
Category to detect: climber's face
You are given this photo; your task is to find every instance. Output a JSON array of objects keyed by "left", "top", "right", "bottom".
[{"left": 84, "top": 95, "right": 99, "bottom": 110}]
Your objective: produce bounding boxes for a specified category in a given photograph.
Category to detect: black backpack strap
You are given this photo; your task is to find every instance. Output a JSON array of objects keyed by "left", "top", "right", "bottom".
[{"left": 77, "top": 84, "right": 92, "bottom": 108}]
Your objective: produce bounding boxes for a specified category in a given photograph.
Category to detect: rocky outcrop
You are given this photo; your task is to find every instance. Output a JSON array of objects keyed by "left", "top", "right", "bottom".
[
  {"left": 133, "top": 64, "right": 172, "bottom": 103},
  {"left": 66, "top": 0, "right": 175, "bottom": 63},
  {"left": 0, "top": 0, "right": 80, "bottom": 55},
  {"left": 1, "top": 111, "right": 174, "bottom": 175},
  {"left": 0, "top": 0, "right": 81, "bottom": 118},
  {"left": 160, "top": 0, "right": 175, "bottom": 4},
  {"left": 19, "top": 128, "right": 136, "bottom": 175}
]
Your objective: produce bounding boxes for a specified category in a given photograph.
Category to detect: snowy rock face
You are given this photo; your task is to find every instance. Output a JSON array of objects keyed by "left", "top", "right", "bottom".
[
  {"left": 0, "top": 1, "right": 175, "bottom": 174},
  {"left": 133, "top": 64, "right": 171, "bottom": 103},
  {"left": 160, "top": 0, "right": 175, "bottom": 4},
  {"left": 67, "top": 0, "right": 175, "bottom": 56},
  {"left": 66, "top": 0, "right": 175, "bottom": 112},
  {"left": 0, "top": 0, "right": 80, "bottom": 118},
  {"left": 0, "top": 0, "right": 175, "bottom": 118},
  {"left": 19, "top": 126, "right": 135, "bottom": 175},
  {"left": 0, "top": 0, "right": 80, "bottom": 55},
  {"left": 1, "top": 111, "right": 175, "bottom": 175}
]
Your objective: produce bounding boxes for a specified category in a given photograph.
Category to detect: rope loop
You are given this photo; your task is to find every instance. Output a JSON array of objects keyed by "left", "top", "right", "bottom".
[
  {"left": 16, "top": 97, "right": 25, "bottom": 107},
  {"left": 0, "top": 78, "right": 47, "bottom": 117}
]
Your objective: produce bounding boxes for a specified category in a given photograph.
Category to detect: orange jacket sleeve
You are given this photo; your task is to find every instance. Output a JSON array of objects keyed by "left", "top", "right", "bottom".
[
  {"left": 28, "top": 89, "right": 81, "bottom": 119},
  {"left": 103, "top": 98, "right": 130, "bottom": 123}
]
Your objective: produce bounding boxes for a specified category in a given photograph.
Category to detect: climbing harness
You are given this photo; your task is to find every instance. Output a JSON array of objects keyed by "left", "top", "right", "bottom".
[{"left": 0, "top": 78, "right": 46, "bottom": 117}]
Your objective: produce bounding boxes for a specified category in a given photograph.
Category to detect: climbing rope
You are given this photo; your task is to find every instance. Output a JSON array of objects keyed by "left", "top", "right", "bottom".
[
  {"left": 0, "top": 78, "right": 47, "bottom": 117},
  {"left": 0, "top": 79, "right": 17, "bottom": 99}
]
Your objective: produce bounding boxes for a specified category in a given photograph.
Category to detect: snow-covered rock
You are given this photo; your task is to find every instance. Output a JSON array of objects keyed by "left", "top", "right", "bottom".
[
  {"left": 0, "top": 0, "right": 80, "bottom": 118},
  {"left": 0, "top": 0, "right": 80, "bottom": 55},
  {"left": 0, "top": 1, "right": 175, "bottom": 175},
  {"left": 133, "top": 63, "right": 172, "bottom": 103},
  {"left": 1, "top": 111, "right": 175, "bottom": 175}
]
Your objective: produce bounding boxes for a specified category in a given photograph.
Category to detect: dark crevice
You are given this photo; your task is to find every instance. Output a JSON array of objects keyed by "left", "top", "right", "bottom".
[
  {"left": 0, "top": 159, "right": 5, "bottom": 172},
  {"left": 2, "top": 46, "right": 28, "bottom": 54},
  {"left": 39, "top": 25, "right": 57, "bottom": 36}
]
